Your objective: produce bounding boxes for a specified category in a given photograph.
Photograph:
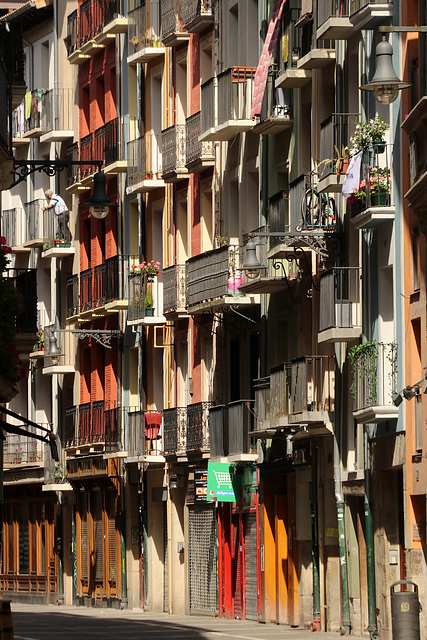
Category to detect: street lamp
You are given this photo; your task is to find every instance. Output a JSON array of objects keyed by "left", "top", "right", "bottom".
[
  {"left": 360, "top": 36, "right": 411, "bottom": 104},
  {"left": 85, "top": 170, "right": 118, "bottom": 220},
  {"left": 243, "top": 239, "right": 262, "bottom": 279}
]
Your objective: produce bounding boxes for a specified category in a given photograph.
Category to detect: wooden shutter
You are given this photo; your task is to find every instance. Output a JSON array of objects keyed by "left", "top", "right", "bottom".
[{"left": 92, "top": 491, "right": 103, "bottom": 582}]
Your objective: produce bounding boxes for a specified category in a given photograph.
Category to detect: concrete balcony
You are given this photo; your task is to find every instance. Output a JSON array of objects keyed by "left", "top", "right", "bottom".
[
  {"left": 318, "top": 267, "right": 362, "bottom": 344},
  {"left": 64, "top": 402, "right": 123, "bottom": 455},
  {"left": 66, "top": 142, "right": 90, "bottom": 194},
  {"left": 186, "top": 243, "right": 259, "bottom": 313},
  {"left": 200, "top": 68, "right": 257, "bottom": 142},
  {"left": 161, "top": 124, "right": 188, "bottom": 182},
  {"left": 209, "top": 401, "right": 258, "bottom": 462},
  {"left": 126, "top": 134, "right": 164, "bottom": 195},
  {"left": 351, "top": 342, "right": 399, "bottom": 423},
  {"left": 22, "top": 200, "right": 46, "bottom": 248},
  {"left": 11, "top": 89, "right": 44, "bottom": 142},
  {"left": 41, "top": 325, "right": 75, "bottom": 376},
  {"left": 1, "top": 208, "right": 28, "bottom": 251},
  {"left": 187, "top": 402, "right": 213, "bottom": 455},
  {"left": 163, "top": 407, "right": 187, "bottom": 457},
  {"left": 349, "top": 0, "right": 393, "bottom": 30},
  {"left": 316, "top": 0, "right": 353, "bottom": 40},
  {"left": 161, "top": 0, "right": 190, "bottom": 47},
  {"left": 317, "top": 112, "right": 360, "bottom": 193},
  {"left": 297, "top": 47, "right": 335, "bottom": 70},
  {"left": 275, "top": 7, "right": 312, "bottom": 89},
  {"left": 289, "top": 355, "right": 335, "bottom": 434},
  {"left": 3, "top": 435, "right": 47, "bottom": 469},
  {"left": 127, "top": 274, "right": 166, "bottom": 326},
  {"left": 163, "top": 264, "right": 188, "bottom": 318},
  {"left": 40, "top": 88, "right": 74, "bottom": 143},
  {"left": 185, "top": 111, "right": 215, "bottom": 171},
  {"left": 182, "top": 0, "right": 214, "bottom": 33},
  {"left": 251, "top": 363, "right": 293, "bottom": 439},
  {"left": 127, "top": 409, "right": 164, "bottom": 462},
  {"left": 127, "top": 3, "right": 165, "bottom": 64}
]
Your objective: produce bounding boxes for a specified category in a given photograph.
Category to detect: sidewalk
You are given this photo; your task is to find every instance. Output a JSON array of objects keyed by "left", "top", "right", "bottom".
[{"left": 10, "top": 603, "right": 367, "bottom": 640}]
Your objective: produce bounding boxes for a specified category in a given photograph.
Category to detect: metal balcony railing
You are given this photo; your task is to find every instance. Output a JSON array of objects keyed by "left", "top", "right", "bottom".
[
  {"left": 269, "top": 363, "right": 292, "bottom": 421},
  {"left": 317, "top": 0, "right": 350, "bottom": 26},
  {"left": 66, "top": 9, "right": 78, "bottom": 55},
  {"left": 161, "top": 124, "right": 187, "bottom": 176},
  {"left": 67, "top": 142, "right": 80, "bottom": 186},
  {"left": 351, "top": 342, "right": 397, "bottom": 411},
  {"left": 254, "top": 377, "right": 270, "bottom": 427},
  {"left": 80, "top": 133, "right": 95, "bottom": 178},
  {"left": 163, "top": 264, "right": 187, "bottom": 315},
  {"left": 200, "top": 76, "right": 215, "bottom": 136},
  {"left": 64, "top": 402, "right": 122, "bottom": 449},
  {"left": 290, "top": 355, "right": 335, "bottom": 415},
  {"left": 94, "top": 117, "right": 129, "bottom": 168},
  {"left": 79, "top": 0, "right": 92, "bottom": 47},
  {"left": 208, "top": 405, "right": 226, "bottom": 458},
  {"left": 5, "top": 268, "right": 37, "bottom": 333},
  {"left": 228, "top": 400, "right": 256, "bottom": 455},
  {"left": 183, "top": 0, "right": 213, "bottom": 28},
  {"left": 350, "top": 0, "right": 389, "bottom": 14},
  {"left": 187, "top": 402, "right": 212, "bottom": 451},
  {"left": 127, "top": 134, "right": 163, "bottom": 186},
  {"left": 349, "top": 145, "right": 393, "bottom": 214},
  {"left": 217, "top": 67, "right": 256, "bottom": 128},
  {"left": 185, "top": 111, "right": 214, "bottom": 166},
  {"left": 1, "top": 208, "right": 26, "bottom": 247},
  {"left": 67, "top": 275, "right": 79, "bottom": 318},
  {"left": 128, "top": 2, "right": 162, "bottom": 56},
  {"left": 289, "top": 174, "right": 336, "bottom": 232},
  {"left": 4, "top": 432, "right": 47, "bottom": 466},
  {"left": 161, "top": 0, "right": 188, "bottom": 41},
  {"left": 25, "top": 199, "right": 45, "bottom": 242},
  {"left": 78, "top": 0, "right": 117, "bottom": 46},
  {"left": 76, "top": 255, "right": 138, "bottom": 315},
  {"left": 319, "top": 113, "right": 359, "bottom": 179},
  {"left": 128, "top": 409, "right": 163, "bottom": 457},
  {"left": 186, "top": 243, "right": 246, "bottom": 308},
  {"left": 127, "top": 273, "right": 163, "bottom": 322},
  {"left": 279, "top": 8, "right": 300, "bottom": 71},
  {"left": 319, "top": 267, "right": 362, "bottom": 333},
  {"left": 163, "top": 407, "right": 187, "bottom": 454},
  {"left": 41, "top": 88, "right": 74, "bottom": 135},
  {"left": 42, "top": 208, "right": 71, "bottom": 248},
  {"left": 12, "top": 89, "right": 44, "bottom": 138}
]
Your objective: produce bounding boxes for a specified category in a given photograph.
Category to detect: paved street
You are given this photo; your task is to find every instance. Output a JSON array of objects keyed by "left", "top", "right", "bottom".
[{"left": 10, "top": 604, "right": 365, "bottom": 640}]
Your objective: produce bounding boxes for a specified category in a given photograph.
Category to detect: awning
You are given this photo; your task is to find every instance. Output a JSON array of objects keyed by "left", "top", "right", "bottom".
[{"left": 250, "top": 0, "right": 288, "bottom": 120}]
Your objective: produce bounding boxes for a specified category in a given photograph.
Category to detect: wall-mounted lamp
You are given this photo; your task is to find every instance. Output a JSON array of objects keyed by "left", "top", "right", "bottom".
[
  {"left": 243, "top": 239, "right": 262, "bottom": 279},
  {"left": 392, "top": 375, "right": 427, "bottom": 406},
  {"left": 47, "top": 332, "right": 61, "bottom": 366},
  {"left": 85, "top": 171, "right": 118, "bottom": 220},
  {"left": 360, "top": 36, "right": 411, "bottom": 104}
]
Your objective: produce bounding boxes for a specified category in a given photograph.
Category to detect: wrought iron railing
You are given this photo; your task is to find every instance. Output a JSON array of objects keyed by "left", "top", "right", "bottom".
[
  {"left": 41, "top": 88, "right": 74, "bottom": 135},
  {"left": 185, "top": 111, "right": 214, "bottom": 166},
  {"left": 79, "top": 0, "right": 92, "bottom": 47},
  {"left": 67, "top": 9, "right": 78, "bottom": 55},
  {"left": 1, "top": 208, "right": 26, "bottom": 247},
  {"left": 291, "top": 356, "right": 335, "bottom": 414},
  {"left": 25, "top": 199, "right": 45, "bottom": 241},
  {"left": 67, "top": 142, "right": 80, "bottom": 186},
  {"left": 128, "top": 2, "right": 162, "bottom": 56},
  {"left": 317, "top": 0, "right": 350, "bottom": 26},
  {"left": 128, "top": 409, "right": 163, "bottom": 457},
  {"left": 200, "top": 76, "right": 215, "bottom": 136},
  {"left": 254, "top": 377, "right": 270, "bottom": 428},
  {"left": 319, "top": 113, "right": 359, "bottom": 179},
  {"left": 163, "top": 407, "right": 187, "bottom": 454},
  {"left": 3, "top": 431, "right": 47, "bottom": 466},
  {"left": 78, "top": 0, "right": 117, "bottom": 46},
  {"left": 94, "top": 117, "right": 129, "bottom": 168},
  {"left": 269, "top": 363, "right": 292, "bottom": 421},
  {"left": 161, "top": 0, "right": 188, "bottom": 40},
  {"left": 80, "top": 133, "right": 95, "bottom": 178},
  {"left": 127, "top": 273, "right": 163, "bottom": 322},
  {"left": 127, "top": 133, "right": 163, "bottom": 186},
  {"left": 161, "top": 124, "right": 187, "bottom": 175},
  {"left": 163, "top": 264, "right": 187, "bottom": 314},
  {"left": 319, "top": 267, "right": 361, "bottom": 332},
  {"left": 187, "top": 402, "right": 212, "bottom": 451},
  {"left": 186, "top": 243, "right": 246, "bottom": 308},
  {"left": 289, "top": 174, "right": 336, "bottom": 231},
  {"left": 65, "top": 402, "right": 122, "bottom": 448},
  {"left": 208, "top": 405, "right": 226, "bottom": 457},
  {"left": 183, "top": 0, "right": 213, "bottom": 26},
  {"left": 67, "top": 275, "right": 79, "bottom": 318},
  {"left": 351, "top": 342, "right": 397, "bottom": 411}
]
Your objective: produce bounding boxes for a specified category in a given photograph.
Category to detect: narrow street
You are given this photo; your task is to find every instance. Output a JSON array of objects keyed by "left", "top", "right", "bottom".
[{"left": 10, "top": 604, "right": 364, "bottom": 640}]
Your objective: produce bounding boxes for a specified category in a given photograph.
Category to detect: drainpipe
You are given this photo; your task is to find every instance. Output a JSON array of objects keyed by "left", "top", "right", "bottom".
[
  {"left": 334, "top": 343, "right": 351, "bottom": 635},
  {"left": 364, "top": 427, "right": 380, "bottom": 640},
  {"left": 310, "top": 440, "right": 321, "bottom": 632}
]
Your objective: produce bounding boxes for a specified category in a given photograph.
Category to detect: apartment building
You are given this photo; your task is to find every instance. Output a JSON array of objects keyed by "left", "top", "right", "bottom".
[{"left": 0, "top": 1, "right": 426, "bottom": 639}]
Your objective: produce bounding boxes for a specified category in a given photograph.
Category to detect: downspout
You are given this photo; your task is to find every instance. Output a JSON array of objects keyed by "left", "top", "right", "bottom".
[
  {"left": 334, "top": 342, "right": 351, "bottom": 635},
  {"left": 310, "top": 441, "right": 321, "bottom": 632},
  {"left": 364, "top": 426, "right": 380, "bottom": 640}
]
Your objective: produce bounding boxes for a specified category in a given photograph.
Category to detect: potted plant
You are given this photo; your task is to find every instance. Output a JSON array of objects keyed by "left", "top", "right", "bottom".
[
  {"left": 319, "top": 145, "right": 348, "bottom": 176},
  {"left": 127, "top": 260, "right": 161, "bottom": 282},
  {"left": 145, "top": 286, "right": 154, "bottom": 316},
  {"left": 348, "top": 116, "right": 389, "bottom": 156},
  {"left": 369, "top": 167, "right": 391, "bottom": 206},
  {"left": 33, "top": 325, "right": 45, "bottom": 352}
]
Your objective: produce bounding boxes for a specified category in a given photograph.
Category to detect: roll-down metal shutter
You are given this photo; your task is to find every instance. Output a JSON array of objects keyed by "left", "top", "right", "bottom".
[
  {"left": 188, "top": 504, "right": 217, "bottom": 614},
  {"left": 244, "top": 512, "right": 258, "bottom": 620},
  {"left": 163, "top": 502, "right": 169, "bottom": 612}
]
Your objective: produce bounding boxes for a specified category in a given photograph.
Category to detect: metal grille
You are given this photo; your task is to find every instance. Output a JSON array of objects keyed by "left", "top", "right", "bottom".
[
  {"left": 163, "top": 502, "right": 169, "bottom": 612},
  {"left": 244, "top": 513, "right": 258, "bottom": 620},
  {"left": 188, "top": 504, "right": 217, "bottom": 613}
]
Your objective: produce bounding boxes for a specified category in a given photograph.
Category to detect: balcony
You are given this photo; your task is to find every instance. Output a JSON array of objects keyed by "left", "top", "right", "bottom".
[
  {"left": 161, "top": 0, "right": 190, "bottom": 47},
  {"left": 349, "top": 0, "right": 393, "bottom": 30},
  {"left": 161, "top": 124, "right": 188, "bottom": 182},
  {"left": 187, "top": 402, "right": 213, "bottom": 454},
  {"left": 94, "top": 117, "right": 129, "bottom": 174},
  {"left": 186, "top": 243, "right": 259, "bottom": 313},
  {"left": 22, "top": 199, "right": 46, "bottom": 247},
  {"left": 296, "top": 18, "right": 335, "bottom": 70},
  {"left": 185, "top": 112, "right": 215, "bottom": 171},
  {"left": 252, "top": 364, "right": 292, "bottom": 438},
  {"left": 127, "top": 134, "right": 164, "bottom": 194},
  {"left": 317, "top": 113, "right": 360, "bottom": 193},
  {"left": 127, "top": 3, "right": 165, "bottom": 64},
  {"left": 163, "top": 264, "right": 188, "bottom": 318},
  {"left": 163, "top": 407, "right": 187, "bottom": 456},
  {"left": 182, "top": 0, "right": 213, "bottom": 33},
  {"left": 5, "top": 268, "right": 37, "bottom": 355},
  {"left": 127, "top": 274, "right": 166, "bottom": 325},
  {"left": 80, "top": 1, "right": 127, "bottom": 56},
  {"left": 66, "top": 142, "right": 88, "bottom": 194},
  {"left": 66, "top": 254, "right": 138, "bottom": 320},
  {"left": 64, "top": 402, "right": 122, "bottom": 453},
  {"left": 251, "top": 66, "right": 293, "bottom": 136},
  {"left": 349, "top": 145, "right": 395, "bottom": 230},
  {"left": 289, "top": 355, "right": 335, "bottom": 433},
  {"left": 275, "top": 8, "right": 312, "bottom": 89},
  {"left": 350, "top": 341, "right": 398, "bottom": 423},
  {"left": 1, "top": 208, "right": 27, "bottom": 250},
  {"left": 127, "top": 409, "right": 164, "bottom": 460},
  {"left": 41, "top": 324, "right": 76, "bottom": 375},
  {"left": 316, "top": 0, "right": 353, "bottom": 40},
  {"left": 40, "top": 88, "right": 74, "bottom": 143},
  {"left": 12, "top": 89, "right": 44, "bottom": 143},
  {"left": 200, "top": 68, "right": 256, "bottom": 142},
  {"left": 40, "top": 207, "right": 74, "bottom": 257},
  {"left": 401, "top": 97, "right": 427, "bottom": 217},
  {"left": 318, "top": 268, "right": 362, "bottom": 343},
  {"left": 4, "top": 435, "right": 46, "bottom": 468},
  {"left": 208, "top": 401, "right": 257, "bottom": 461}
]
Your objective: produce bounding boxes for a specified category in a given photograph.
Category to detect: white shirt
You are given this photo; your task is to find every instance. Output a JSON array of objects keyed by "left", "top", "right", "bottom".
[{"left": 49, "top": 193, "right": 68, "bottom": 216}]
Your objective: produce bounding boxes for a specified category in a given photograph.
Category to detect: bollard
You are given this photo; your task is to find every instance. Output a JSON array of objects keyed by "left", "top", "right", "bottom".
[
  {"left": 0, "top": 599, "right": 14, "bottom": 639},
  {"left": 390, "top": 580, "right": 420, "bottom": 640}
]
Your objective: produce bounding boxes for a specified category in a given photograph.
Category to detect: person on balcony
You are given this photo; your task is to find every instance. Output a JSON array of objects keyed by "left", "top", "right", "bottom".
[{"left": 42, "top": 190, "right": 70, "bottom": 242}]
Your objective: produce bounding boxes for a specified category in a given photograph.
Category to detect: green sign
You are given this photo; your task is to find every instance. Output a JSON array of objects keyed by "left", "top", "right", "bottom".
[{"left": 207, "top": 462, "right": 239, "bottom": 502}]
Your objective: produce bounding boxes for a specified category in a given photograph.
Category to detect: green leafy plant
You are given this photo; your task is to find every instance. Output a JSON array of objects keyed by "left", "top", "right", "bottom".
[
  {"left": 127, "top": 260, "right": 161, "bottom": 277},
  {"left": 145, "top": 287, "right": 153, "bottom": 309},
  {"left": 348, "top": 116, "right": 389, "bottom": 156},
  {"left": 318, "top": 144, "right": 348, "bottom": 175},
  {"left": 33, "top": 325, "right": 45, "bottom": 351},
  {"left": 348, "top": 341, "right": 397, "bottom": 406}
]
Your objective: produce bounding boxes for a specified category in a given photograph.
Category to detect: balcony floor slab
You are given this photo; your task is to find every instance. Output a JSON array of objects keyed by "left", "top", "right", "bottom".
[
  {"left": 187, "top": 294, "right": 260, "bottom": 314},
  {"left": 212, "top": 120, "right": 255, "bottom": 140},
  {"left": 275, "top": 68, "right": 312, "bottom": 89},
  {"left": 353, "top": 405, "right": 399, "bottom": 424},
  {"left": 42, "top": 364, "right": 75, "bottom": 375},
  {"left": 40, "top": 130, "right": 74, "bottom": 144},
  {"left": 238, "top": 276, "right": 297, "bottom": 295},
  {"left": 104, "top": 160, "right": 128, "bottom": 174},
  {"left": 126, "top": 178, "right": 165, "bottom": 194},
  {"left": 185, "top": 15, "right": 214, "bottom": 33},
  {"left": 42, "top": 246, "right": 75, "bottom": 259},
  {"left": 350, "top": 4, "right": 393, "bottom": 30},
  {"left": 251, "top": 115, "right": 294, "bottom": 135},
  {"left": 318, "top": 326, "right": 362, "bottom": 344},
  {"left": 127, "top": 47, "right": 166, "bottom": 65},
  {"left": 316, "top": 17, "right": 353, "bottom": 40},
  {"left": 350, "top": 205, "right": 395, "bottom": 230},
  {"left": 317, "top": 173, "right": 345, "bottom": 193},
  {"left": 67, "top": 49, "right": 91, "bottom": 65},
  {"left": 297, "top": 49, "right": 335, "bottom": 70}
]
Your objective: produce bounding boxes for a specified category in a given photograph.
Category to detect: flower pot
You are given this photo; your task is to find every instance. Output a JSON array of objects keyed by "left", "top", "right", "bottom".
[
  {"left": 372, "top": 141, "right": 386, "bottom": 154},
  {"left": 370, "top": 192, "right": 389, "bottom": 207},
  {"left": 145, "top": 307, "right": 153, "bottom": 317}
]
